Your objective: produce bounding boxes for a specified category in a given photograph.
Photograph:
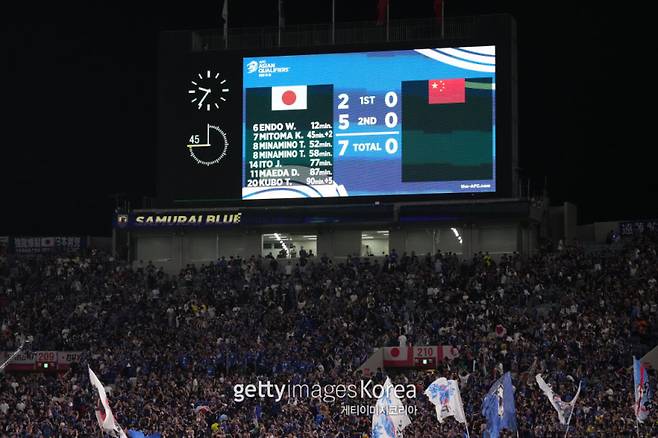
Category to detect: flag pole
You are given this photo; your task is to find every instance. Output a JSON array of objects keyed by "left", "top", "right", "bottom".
[
  {"left": 223, "top": 0, "right": 229, "bottom": 49},
  {"left": 386, "top": 0, "right": 390, "bottom": 42},
  {"left": 278, "top": 0, "right": 282, "bottom": 47},
  {"left": 564, "top": 404, "right": 574, "bottom": 438},
  {"left": 331, "top": 0, "right": 335, "bottom": 44},
  {"left": 563, "top": 381, "right": 580, "bottom": 438},
  {"left": 0, "top": 340, "right": 27, "bottom": 372},
  {"left": 633, "top": 357, "right": 642, "bottom": 438},
  {"left": 635, "top": 418, "right": 640, "bottom": 438},
  {"left": 441, "top": 0, "right": 445, "bottom": 39}
]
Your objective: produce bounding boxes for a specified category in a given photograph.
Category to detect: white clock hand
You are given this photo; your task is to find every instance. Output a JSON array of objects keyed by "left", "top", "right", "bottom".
[
  {"left": 197, "top": 90, "right": 210, "bottom": 108},
  {"left": 198, "top": 87, "right": 211, "bottom": 93}
]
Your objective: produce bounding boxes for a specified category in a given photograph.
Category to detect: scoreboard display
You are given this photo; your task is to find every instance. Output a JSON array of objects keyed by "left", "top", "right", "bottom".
[
  {"left": 242, "top": 47, "right": 495, "bottom": 200},
  {"left": 157, "top": 36, "right": 511, "bottom": 206}
]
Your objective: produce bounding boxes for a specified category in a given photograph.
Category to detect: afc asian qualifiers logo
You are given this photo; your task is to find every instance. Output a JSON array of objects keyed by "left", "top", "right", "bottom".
[{"left": 246, "top": 59, "right": 290, "bottom": 77}]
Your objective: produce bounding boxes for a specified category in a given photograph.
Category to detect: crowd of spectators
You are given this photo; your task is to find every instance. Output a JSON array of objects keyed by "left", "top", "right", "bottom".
[{"left": 0, "top": 231, "right": 656, "bottom": 437}]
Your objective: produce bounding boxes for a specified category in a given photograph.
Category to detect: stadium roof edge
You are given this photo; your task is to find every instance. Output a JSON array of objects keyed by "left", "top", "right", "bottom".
[{"left": 133, "top": 197, "right": 528, "bottom": 214}]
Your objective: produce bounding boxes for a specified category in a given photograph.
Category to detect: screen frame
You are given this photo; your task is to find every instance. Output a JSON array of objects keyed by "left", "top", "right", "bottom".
[{"left": 157, "top": 31, "right": 516, "bottom": 208}]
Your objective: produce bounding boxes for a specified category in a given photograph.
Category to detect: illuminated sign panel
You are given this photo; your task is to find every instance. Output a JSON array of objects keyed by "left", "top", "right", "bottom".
[{"left": 241, "top": 47, "right": 496, "bottom": 200}]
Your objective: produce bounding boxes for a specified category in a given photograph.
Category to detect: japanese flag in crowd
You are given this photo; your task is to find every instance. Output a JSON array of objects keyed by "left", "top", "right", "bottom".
[
  {"left": 371, "top": 377, "right": 411, "bottom": 438},
  {"left": 633, "top": 356, "right": 652, "bottom": 423},
  {"left": 535, "top": 374, "right": 582, "bottom": 425},
  {"left": 89, "top": 367, "right": 127, "bottom": 438},
  {"left": 383, "top": 346, "right": 411, "bottom": 366},
  {"left": 424, "top": 377, "right": 466, "bottom": 424},
  {"left": 272, "top": 85, "right": 307, "bottom": 111},
  {"left": 495, "top": 324, "right": 507, "bottom": 338}
]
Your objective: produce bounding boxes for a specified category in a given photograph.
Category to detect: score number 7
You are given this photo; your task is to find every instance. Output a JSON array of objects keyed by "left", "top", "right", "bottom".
[{"left": 338, "top": 139, "right": 349, "bottom": 156}]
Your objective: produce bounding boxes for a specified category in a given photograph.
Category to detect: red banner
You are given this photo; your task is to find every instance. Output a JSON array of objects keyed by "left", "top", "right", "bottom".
[{"left": 0, "top": 351, "right": 82, "bottom": 371}]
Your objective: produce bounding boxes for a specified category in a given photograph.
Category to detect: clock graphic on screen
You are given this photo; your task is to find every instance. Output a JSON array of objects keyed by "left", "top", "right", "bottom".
[
  {"left": 188, "top": 70, "right": 230, "bottom": 111},
  {"left": 186, "top": 124, "right": 228, "bottom": 166}
]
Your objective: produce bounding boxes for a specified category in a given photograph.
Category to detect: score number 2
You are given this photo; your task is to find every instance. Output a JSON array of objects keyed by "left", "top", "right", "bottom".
[{"left": 337, "top": 92, "right": 399, "bottom": 156}]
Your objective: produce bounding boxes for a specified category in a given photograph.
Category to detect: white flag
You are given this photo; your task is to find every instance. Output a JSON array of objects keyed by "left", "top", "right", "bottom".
[
  {"left": 424, "top": 377, "right": 466, "bottom": 424},
  {"left": 371, "top": 377, "right": 411, "bottom": 437},
  {"left": 271, "top": 85, "right": 307, "bottom": 111},
  {"left": 535, "top": 374, "right": 581, "bottom": 425},
  {"left": 88, "top": 367, "right": 127, "bottom": 438},
  {"left": 278, "top": 0, "right": 285, "bottom": 29},
  {"left": 222, "top": 0, "right": 228, "bottom": 39}
]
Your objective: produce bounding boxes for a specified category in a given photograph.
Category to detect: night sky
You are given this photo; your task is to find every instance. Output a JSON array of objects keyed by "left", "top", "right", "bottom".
[{"left": 4, "top": 0, "right": 651, "bottom": 236}]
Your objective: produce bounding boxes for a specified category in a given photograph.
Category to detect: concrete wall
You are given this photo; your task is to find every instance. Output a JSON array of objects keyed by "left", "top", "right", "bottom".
[
  {"left": 218, "top": 233, "right": 260, "bottom": 259},
  {"left": 435, "top": 228, "right": 465, "bottom": 255},
  {"left": 389, "top": 229, "right": 406, "bottom": 256},
  {"left": 479, "top": 225, "right": 518, "bottom": 255},
  {"left": 575, "top": 221, "right": 620, "bottom": 243},
  {"left": 136, "top": 235, "right": 176, "bottom": 263},
  {"left": 387, "top": 224, "right": 519, "bottom": 258},
  {"left": 593, "top": 221, "right": 619, "bottom": 243},
  {"left": 183, "top": 234, "right": 217, "bottom": 264},
  {"left": 549, "top": 206, "right": 565, "bottom": 243},
  {"left": 577, "top": 223, "right": 595, "bottom": 242},
  {"left": 88, "top": 236, "right": 112, "bottom": 253},
  {"left": 134, "top": 231, "right": 260, "bottom": 272},
  {"left": 317, "top": 229, "right": 361, "bottom": 257},
  {"left": 404, "top": 229, "right": 435, "bottom": 256},
  {"left": 135, "top": 234, "right": 180, "bottom": 271},
  {"left": 564, "top": 202, "right": 578, "bottom": 243}
]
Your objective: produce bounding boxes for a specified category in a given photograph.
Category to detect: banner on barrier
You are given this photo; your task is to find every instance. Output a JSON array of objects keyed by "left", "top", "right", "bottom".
[{"left": 0, "top": 351, "right": 83, "bottom": 371}]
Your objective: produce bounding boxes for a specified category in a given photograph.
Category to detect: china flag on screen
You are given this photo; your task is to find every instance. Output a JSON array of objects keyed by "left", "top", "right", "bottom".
[
  {"left": 428, "top": 78, "right": 465, "bottom": 104},
  {"left": 272, "top": 85, "right": 307, "bottom": 111}
]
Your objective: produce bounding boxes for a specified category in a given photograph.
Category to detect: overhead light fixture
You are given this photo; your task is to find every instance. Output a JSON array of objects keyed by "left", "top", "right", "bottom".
[
  {"left": 450, "top": 227, "right": 463, "bottom": 245},
  {"left": 273, "top": 233, "right": 289, "bottom": 256}
]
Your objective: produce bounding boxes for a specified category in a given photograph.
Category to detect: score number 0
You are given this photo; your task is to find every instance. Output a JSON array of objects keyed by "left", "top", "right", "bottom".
[{"left": 337, "top": 91, "right": 399, "bottom": 156}]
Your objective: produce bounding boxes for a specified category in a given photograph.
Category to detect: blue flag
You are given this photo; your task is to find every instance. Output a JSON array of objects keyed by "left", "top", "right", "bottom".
[
  {"left": 128, "top": 431, "right": 161, "bottom": 438},
  {"left": 481, "top": 372, "right": 517, "bottom": 438},
  {"left": 254, "top": 404, "right": 262, "bottom": 426},
  {"left": 633, "top": 357, "right": 652, "bottom": 423}
]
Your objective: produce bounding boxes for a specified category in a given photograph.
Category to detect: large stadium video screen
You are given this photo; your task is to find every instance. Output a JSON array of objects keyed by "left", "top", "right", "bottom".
[
  {"left": 242, "top": 47, "right": 496, "bottom": 200},
  {"left": 157, "top": 36, "right": 510, "bottom": 207}
]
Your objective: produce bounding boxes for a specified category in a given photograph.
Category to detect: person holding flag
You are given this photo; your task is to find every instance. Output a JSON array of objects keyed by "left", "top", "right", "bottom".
[
  {"left": 633, "top": 356, "right": 652, "bottom": 424},
  {"left": 88, "top": 367, "right": 127, "bottom": 438},
  {"left": 481, "top": 371, "right": 517, "bottom": 438},
  {"left": 535, "top": 374, "right": 582, "bottom": 436},
  {"left": 371, "top": 377, "right": 411, "bottom": 438},
  {"left": 424, "top": 376, "right": 469, "bottom": 436}
]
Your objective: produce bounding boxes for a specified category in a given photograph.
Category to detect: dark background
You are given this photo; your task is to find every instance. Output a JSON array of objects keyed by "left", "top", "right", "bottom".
[
  {"left": 4, "top": 0, "right": 650, "bottom": 235},
  {"left": 156, "top": 43, "right": 243, "bottom": 206}
]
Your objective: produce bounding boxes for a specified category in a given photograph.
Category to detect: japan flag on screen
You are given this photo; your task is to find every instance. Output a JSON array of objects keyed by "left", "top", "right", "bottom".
[{"left": 272, "top": 85, "right": 307, "bottom": 111}]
